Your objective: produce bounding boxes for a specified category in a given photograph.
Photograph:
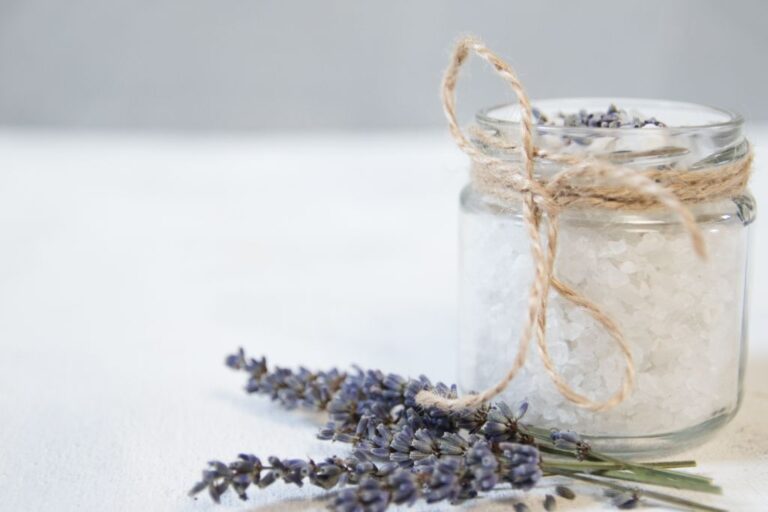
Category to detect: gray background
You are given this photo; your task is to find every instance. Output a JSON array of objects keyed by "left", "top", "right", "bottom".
[{"left": 0, "top": 0, "right": 766, "bottom": 131}]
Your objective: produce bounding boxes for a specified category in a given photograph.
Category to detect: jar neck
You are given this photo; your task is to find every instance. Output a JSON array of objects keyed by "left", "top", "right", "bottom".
[{"left": 474, "top": 98, "right": 747, "bottom": 176}]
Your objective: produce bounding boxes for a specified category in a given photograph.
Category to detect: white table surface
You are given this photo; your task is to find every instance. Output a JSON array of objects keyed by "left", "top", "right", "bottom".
[{"left": 0, "top": 127, "right": 766, "bottom": 512}]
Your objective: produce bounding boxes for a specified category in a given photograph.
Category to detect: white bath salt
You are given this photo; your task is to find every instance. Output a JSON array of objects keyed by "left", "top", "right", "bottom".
[{"left": 458, "top": 209, "right": 747, "bottom": 436}]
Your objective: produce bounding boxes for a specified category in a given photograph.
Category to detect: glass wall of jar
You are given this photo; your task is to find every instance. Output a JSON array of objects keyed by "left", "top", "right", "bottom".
[{"left": 458, "top": 98, "right": 755, "bottom": 455}]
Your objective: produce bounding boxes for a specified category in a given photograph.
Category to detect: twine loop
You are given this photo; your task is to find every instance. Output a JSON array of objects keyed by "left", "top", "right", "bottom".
[{"left": 416, "top": 36, "right": 752, "bottom": 413}]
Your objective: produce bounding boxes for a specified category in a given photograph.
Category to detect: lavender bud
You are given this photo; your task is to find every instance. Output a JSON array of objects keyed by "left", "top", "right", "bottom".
[
  {"left": 317, "top": 422, "right": 336, "bottom": 440},
  {"left": 225, "top": 348, "right": 245, "bottom": 369},
  {"left": 388, "top": 470, "right": 419, "bottom": 505},
  {"left": 555, "top": 485, "right": 575, "bottom": 500},
  {"left": 257, "top": 471, "right": 277, "bottom": 488},
  {"left": 550, "top": 429, "right": 581, "bottom": 444},
  {"left": 355, "top": 416, "right": 370, "bottom": 437},
  {"left": 614, "top": 492, "right": 640, "bottom": 509},
  {"left": 208, "top": 480, "right": 228, "bottom": 503},
  {"left": 309, "top": 461, "right": 344, "bottom": 490}
]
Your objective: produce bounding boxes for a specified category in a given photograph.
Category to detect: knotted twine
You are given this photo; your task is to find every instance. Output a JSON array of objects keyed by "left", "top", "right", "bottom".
[{"left": 415, "top": 36, "right": 753, "bottom": 413}]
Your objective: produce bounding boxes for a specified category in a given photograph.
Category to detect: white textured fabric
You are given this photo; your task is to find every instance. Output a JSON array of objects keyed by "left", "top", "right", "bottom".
[{"left": 0, "top": 129, "right": 766, "bottom": 511}]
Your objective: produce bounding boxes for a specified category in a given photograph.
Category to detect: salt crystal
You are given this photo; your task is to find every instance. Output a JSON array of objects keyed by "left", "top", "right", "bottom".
[{"left": 619, "top": 261, "right": 637, "bottom": 274}]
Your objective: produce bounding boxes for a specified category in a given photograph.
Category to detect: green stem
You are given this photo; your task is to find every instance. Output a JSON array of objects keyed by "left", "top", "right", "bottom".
[
  {"left": 521, "top": 425, "right": 714, "bottom": 488},
  {"left": 541, "top": 462, "right": 720, "bottom": 494},
  {"left": 538, "top": 444, "right": 587, "bottom": 459},
  {"left": 594, "top": 469, "right": 721, "bottom": 494},
  {"left": 548, "top": 470, "right": 727, "bottom": 512},
  {"left": 588, "top": 452, "right": 715, "bottom": 485},
  {"left": 540, "top": 460, "right": 697, "bottom": 470}
]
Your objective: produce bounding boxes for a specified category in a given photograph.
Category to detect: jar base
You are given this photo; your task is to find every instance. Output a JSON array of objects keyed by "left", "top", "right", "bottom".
[{"left": 579, "top": 408, "right": 738, "bottom": 458}]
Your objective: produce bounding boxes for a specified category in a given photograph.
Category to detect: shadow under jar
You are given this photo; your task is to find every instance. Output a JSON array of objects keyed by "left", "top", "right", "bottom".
[{"left": 458, "top": 98, "right": 755, "bottom": 456}]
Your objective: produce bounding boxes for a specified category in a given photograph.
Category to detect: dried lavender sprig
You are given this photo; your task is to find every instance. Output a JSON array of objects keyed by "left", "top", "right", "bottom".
[
  {"left": 189, "top": 453, "right": 393, "bottom": 503},
  {"left": 227, "top": 350, "right": 718, "bottom": 491},
  {"left": 222, "top": 350, "right": 723, "bottom": 505},
  {"left": 190, "top": 440, "right": 542, "bottom": 510},
  {"left": 319, "top": 384, "right": 713, "bottom": 497},
  {"left": 227, "top": 348, "right": 468, "bottom": 441},
  {"left": 226, "top": 349, "right": 455, "bottom": 428},
  {"left": 225, "top": 348, "right": 347, "bottom": 410},
  {"left": 334, "top": 441, "right": 541, "bottom": 511},
  {"left": 330, "top": 399, "right": 718, "bottom": 496},
  {"left": 331, "top": 401, "right": 531, "bottom": 470}
]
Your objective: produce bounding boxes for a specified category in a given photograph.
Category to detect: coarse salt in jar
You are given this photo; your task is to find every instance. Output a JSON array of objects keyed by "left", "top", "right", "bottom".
[{"left": 457, "top": 97, "right": 755, "bottom": 455}]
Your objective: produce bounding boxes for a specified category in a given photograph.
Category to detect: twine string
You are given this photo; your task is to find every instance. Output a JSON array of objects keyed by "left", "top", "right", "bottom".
[{"left": 416, "top": 36, "right": 752, "bottom": 412}]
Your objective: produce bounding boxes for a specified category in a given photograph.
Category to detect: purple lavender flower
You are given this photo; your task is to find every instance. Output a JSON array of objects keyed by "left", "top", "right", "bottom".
[
  {"left": 535, "top": 104, "right": 667, "bottom": 129},
  {"left": 498, "top": 443, "right": 542, "bottom": 490},
  {"left": 200, "top": 350, "right": 716, "bottom": 512}
]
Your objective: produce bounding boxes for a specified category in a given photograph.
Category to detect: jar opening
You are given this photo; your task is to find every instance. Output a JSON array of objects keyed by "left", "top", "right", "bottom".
[
  {"left": 476, "top": 98, "right": 742, "bottom": 133},
  {"left": 474, "top": 98, "right": 746, "bottom": 168}
]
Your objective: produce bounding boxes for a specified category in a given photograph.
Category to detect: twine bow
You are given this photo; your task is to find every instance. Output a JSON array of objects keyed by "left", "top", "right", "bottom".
[{"left": 416, "top": 37, "right": 752, "bottom": 413}]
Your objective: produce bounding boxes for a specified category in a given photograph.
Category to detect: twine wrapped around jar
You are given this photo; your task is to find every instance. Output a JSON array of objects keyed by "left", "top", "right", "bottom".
[{"left": 416, "top": 36, "right": 753, "bottom": 413}]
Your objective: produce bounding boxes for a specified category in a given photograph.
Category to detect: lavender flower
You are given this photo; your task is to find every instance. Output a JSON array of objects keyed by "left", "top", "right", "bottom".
[
  {"left": 196, "top": 350, "right": 723, "bottom": 511},
  {"left": 534, "top": 104, "right": 667, "bottom": 129},
  {"left": 498, "top": 443, "right": 541, "bottom": 490},
  {"left": 550, "top": 429, "right": 591, "bottom": 459},
  {"left": 332, "top": 478, "right": 390, "bottom": 512},
  {"left": 190, "top": 438, "right": 543, "bottom": 509},
  {"left": 189, "top": 454, "right": 395, "bottom": 504},
  {"left": 481, "top": 401, "right": 529, "bottom": 442},
  {"left": 226, "top": 348, "right": 345, "bottom": 410},
  {"left": 386, "top": 469, "right": 419, "bottom": 505},
  {"left": 225, "top": 349, "right": 463, "bottom": 437}
]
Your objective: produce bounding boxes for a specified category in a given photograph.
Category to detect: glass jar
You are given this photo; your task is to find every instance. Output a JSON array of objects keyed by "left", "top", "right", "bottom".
[{"left": 458, "top": 98, "right": 755, "bottom": 455}]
